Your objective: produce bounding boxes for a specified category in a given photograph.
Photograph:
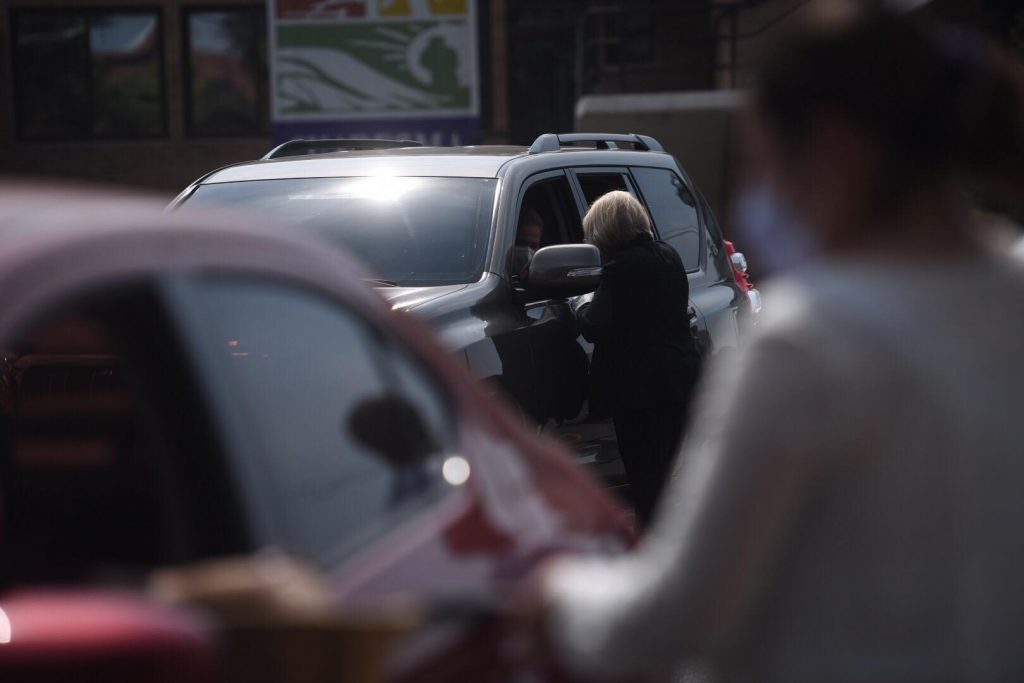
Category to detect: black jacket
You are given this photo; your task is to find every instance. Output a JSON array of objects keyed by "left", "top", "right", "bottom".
[{"left": 578, "top": 233, "right": 701, "bottom": 416}]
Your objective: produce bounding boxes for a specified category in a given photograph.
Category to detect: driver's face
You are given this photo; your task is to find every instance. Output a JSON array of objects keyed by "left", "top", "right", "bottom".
[{"left": 517, "top": 223, "right": 543, "bottom": 252}]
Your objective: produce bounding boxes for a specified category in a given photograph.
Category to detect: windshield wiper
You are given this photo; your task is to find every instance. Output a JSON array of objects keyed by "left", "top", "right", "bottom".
[{"left": 362, "top": 278, "right": 400, "bottom": 287}]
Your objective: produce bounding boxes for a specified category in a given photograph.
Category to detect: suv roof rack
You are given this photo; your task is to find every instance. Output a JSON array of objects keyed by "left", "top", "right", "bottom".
[
  {"left": 528, "top": 133, "right": 664, "bottom": 154},
  {"left": 263, "top": 138, "right": 424, "bottom": 160}
]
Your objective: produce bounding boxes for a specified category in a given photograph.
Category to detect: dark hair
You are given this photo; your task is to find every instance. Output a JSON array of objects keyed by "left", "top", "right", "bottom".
[{"left": 755, "top": 5, "right": 1024, "bottom": 199}]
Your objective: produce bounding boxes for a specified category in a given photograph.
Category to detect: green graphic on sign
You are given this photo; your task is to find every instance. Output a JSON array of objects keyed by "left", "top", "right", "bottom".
[{"left": 275, "top": 20, "right": 474, "bottom": 118}]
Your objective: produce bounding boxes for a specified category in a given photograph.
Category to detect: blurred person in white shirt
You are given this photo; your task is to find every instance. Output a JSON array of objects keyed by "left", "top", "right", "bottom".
[{"left": 521, "top": 3, "right": 1024, "bottom": 682}]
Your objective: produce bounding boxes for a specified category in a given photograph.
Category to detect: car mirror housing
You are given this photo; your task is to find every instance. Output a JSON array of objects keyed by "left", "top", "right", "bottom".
[
  {"left": 526, "top": 244, "right": 602, "bottom": 297},
  {"left": 348, "top": 395, "right": 438, "bottom": 466}
]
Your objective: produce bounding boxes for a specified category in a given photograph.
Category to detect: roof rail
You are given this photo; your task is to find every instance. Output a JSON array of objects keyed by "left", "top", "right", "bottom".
[
  {"left": 528, "top": 133, "right": 665, "bottom": 154},
  {"left": 263, "top": 138, "right": 424, "bottom": 160}
]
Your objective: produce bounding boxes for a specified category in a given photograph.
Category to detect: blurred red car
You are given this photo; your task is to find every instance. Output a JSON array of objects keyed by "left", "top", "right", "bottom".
[{"left": 0, "top": 188, "right": 631, "bottom": 682}]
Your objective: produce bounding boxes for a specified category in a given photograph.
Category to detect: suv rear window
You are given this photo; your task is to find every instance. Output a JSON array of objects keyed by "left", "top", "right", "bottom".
[
  {"left": 632, "top": 167, "right": 702, "bottom": 272},
  {"left": 183, "top": 177, "right": 497, "bottom": 287}
]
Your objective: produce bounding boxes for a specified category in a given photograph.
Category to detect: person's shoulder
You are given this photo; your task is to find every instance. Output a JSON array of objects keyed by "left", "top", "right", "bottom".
[
  {"left": 614, "top": 237, "right": 679, "bottom": 267},
  {"left": 652, "top": 238, "right": 684, "bottom": 264}
]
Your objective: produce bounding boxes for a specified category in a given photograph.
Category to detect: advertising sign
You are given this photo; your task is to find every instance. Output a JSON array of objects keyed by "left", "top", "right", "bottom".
[{"left": 269, "top": 0, "right": 479, "bottom": 145}]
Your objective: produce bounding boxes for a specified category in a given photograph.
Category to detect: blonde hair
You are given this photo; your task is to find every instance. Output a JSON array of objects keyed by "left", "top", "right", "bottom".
[{"left": 582, "top": 190, "right": 653, "bottom": 254}]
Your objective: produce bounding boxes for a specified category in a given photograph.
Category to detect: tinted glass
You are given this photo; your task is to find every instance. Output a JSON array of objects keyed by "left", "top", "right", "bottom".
[
  {"left": 13, "top": 11, "right": 164, "bottom": 140},
  {"left": 91, "top": 13, "right": 163, "bottom": 137},
  {"left": 183, "top": 178, "right": 497, "bottom": 286},
  {"left": 180, "top": 280, "right": 456, "bottom": 566},
  {"left": 633, "top": 167, "right": 702, "bottom": 271},
  {"left": 13, "top": 14, "right": 90, "bottom": 140},
  {"left": 698, "top": 192, "right": 726, "bottom": 281},
  {"left": 576, "top": 173, "right": 628, "bottom": 206},
  {"left": 520, "top": 176, "right": 583, "bottom": 247},
  {"left": 186, "top": 9, "right": 268, "bottom": 136}
]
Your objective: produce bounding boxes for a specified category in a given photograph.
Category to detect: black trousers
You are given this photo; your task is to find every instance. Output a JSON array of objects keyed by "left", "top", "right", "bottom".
[{"left": 614, "top": 402, "right": 687, "bottom": 527}]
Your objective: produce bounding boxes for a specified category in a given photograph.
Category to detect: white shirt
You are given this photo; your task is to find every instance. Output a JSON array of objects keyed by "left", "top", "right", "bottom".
[{"left": 546, "top": 256, "right": 1024, "bottom": 682}]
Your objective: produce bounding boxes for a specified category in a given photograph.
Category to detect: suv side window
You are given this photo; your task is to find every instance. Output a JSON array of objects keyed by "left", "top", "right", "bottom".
[
  {"left": 177, "top": 279, "right": 458, "bottom": 568},
  {"left": 632, "top": 167, "right": 702, "bottom": 272},
  {"left": 576, "top": 172, "right": 629, "bottom": 206},
  {"left": 512, "top": 174, "right": 583, "bottom": 282},
  {"left": 697, "top": 189, "right": 727, "bottom": 282}
]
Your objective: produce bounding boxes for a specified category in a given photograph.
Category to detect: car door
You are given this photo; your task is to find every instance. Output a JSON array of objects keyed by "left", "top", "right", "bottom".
[{"left": 506, "top": 170, "right": 592, "bottom": 431}]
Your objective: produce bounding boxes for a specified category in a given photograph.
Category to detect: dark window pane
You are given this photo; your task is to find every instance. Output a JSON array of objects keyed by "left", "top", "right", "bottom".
[
  {"left": 633, "top": 167, "right": 702, "bottom": 271},
  {"left": 180, "top": 280, "right": 455, "bottom": 566},
  {"left": 187, "top": 9, "right": 268, "bottom": 136},
  {"left": 698, "top": 193, "right": 725, "bottom": 281},
  {"left": 12, "top": 10, "right": 164, "bottom": 141},
  {"left": 13, "top": 14, "right": 90, "bottom": 140},
  {"left": 577, "top": 173, "right": 628, "bottom": 206},
  {"left": 91, "top": 13, "right": 163, "bottom": 137}
]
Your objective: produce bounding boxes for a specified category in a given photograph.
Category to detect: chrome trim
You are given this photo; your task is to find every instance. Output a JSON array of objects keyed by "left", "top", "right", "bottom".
[
  {"left": 747, "top": 288, "right": 763, "bottom": 315},
  {"left": 567, "top": 266, "right": 603, "bottom": 278}
]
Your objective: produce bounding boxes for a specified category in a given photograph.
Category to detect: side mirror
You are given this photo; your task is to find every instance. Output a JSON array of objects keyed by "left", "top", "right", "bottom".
[
  {"left": 526, "top": 244, "right": 602, "bottom": 297},
  {"left": 348, "top": 395, "right": 437, "bottom": 466}
]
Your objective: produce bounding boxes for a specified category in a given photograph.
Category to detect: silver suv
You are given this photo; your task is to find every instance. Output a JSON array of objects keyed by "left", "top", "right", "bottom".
[{"left": 173, "top": 133, "right": 757, "bottom": 492}]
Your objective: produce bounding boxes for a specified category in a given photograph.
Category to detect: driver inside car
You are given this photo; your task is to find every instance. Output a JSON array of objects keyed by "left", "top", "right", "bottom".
[{"left": 512, "top": 209, "right": 544, "bottom": 283}]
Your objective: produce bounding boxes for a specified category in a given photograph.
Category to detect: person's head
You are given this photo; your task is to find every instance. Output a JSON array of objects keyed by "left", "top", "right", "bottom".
[
  {"left": 517, "top": 209, "right": 544, "bottom": 251},
  {"left": 583, "top": 191, "right": 654, "bottom": 254},
  {"left": 745, "top": 2, "right": 1024, "bottom": 254}
]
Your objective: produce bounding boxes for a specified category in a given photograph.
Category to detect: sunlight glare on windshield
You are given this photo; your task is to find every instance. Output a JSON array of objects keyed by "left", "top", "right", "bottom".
[{"left": 286, "top": 176, "right": 421, "bottom": 202}]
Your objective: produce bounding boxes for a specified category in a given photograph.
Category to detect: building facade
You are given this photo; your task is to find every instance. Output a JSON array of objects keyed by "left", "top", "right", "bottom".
[
  {"left": 1, "top": 0, "right": 1018, "bottom": 195},
  {"left": 1, "top": 0, "right": 274, "bottom": 194}
]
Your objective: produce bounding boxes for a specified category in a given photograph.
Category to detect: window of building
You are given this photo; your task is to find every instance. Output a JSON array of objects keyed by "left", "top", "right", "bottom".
[
  {"left": 12, "top": 10, "right": 165, "bottom": 141},
  {"left": 184, "top": 7, "right": 269, "bottom": 137}
]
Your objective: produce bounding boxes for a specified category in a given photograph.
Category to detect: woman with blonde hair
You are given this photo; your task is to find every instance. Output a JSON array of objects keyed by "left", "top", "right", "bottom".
[{"left": 576, "top": 190, "right": 702, "bottom": 527}]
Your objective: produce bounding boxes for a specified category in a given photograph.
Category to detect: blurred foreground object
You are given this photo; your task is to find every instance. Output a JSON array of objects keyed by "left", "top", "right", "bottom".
[
  {"left": 539, "top": 4, "right": 1024, "bottom": 682},
  {"left": 0, "top": 184, "right": 631, "bottom": 682},
  {"left": 150, "top": 555, "right": 414, "bottom": 683}
]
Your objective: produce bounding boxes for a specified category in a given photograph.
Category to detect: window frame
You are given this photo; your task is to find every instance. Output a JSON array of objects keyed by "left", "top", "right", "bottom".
[
  {"left": 180, "top": 4, "right": 270, "bottom": 138},
  {"left": 507, "top": 171, "right": 589, "bottom": 288},
  {"left": 10, "top": 6, "right": 168, "bottom": 142}
]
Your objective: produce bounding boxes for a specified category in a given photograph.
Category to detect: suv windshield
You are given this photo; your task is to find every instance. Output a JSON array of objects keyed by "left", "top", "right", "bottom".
[{"left": 182, "top": 177, "right": 497, "bottom": 287}]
